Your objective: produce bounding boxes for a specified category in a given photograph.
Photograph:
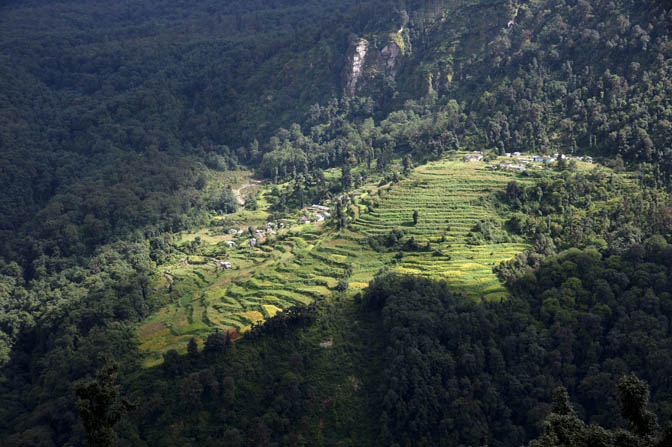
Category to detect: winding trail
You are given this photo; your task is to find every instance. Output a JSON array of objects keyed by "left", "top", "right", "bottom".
[{"left": 233, "top": 180, "right": 262, "bottom": 206}]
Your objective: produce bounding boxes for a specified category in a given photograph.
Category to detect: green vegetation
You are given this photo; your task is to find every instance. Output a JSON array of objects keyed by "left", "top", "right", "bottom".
[
  {"left": 2, "top": 0, "right": 672, "bottom": 445},
  {"left": 353, "top": 158, "right": 532, "bottom": 299},
  {"left": 138, "top": 158, "right": 541, "bottom": 361},
  {"left": 75, "top": 361, "right": 135, "bottom": 447},
  {"left": 138, "top": 180, "right": 388, "bottom": 363},
  {"left": 362, "top": 234, "right": 672, "bottom": 446},
  {"left": 532, "top": 380, "right": 672, "bottom": 447}
]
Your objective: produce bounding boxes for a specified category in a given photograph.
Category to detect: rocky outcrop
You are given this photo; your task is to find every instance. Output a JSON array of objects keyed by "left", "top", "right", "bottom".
[
  {"left": 381, "top": 40, "right": 402, "bottom": 77},
  {"left": 344, "top": 35, "right": 404, "bottom": 96},
  {"left": 346, "top": 39, "right": 369, "bottom": 96}
]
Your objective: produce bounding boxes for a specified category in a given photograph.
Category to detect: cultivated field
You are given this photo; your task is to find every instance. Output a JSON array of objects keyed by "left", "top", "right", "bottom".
[
  {"left": 138, "top": 157, "right": 536, "bottom": 365},
  {"left": 352, "top": 160, "right": 533, "bottom": 299}
]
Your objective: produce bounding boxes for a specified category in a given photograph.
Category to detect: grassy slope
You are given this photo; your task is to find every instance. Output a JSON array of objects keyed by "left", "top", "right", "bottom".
[{"left": 136, "top": 154, "right": 598, "bottom": 365}]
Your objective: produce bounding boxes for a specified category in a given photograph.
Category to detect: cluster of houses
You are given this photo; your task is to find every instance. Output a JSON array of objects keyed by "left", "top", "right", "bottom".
[
  {"left": 473, "top": 151, "right": 595, "bottom": 173},
  {"left": 468, "top": 151, "right": 593, "bottom": 166},
  {"left": 224, "top": 220, "right": 288, "bottom": 249},
  {"left": 250, "top": 222, "right": 283, "bottom": 246},
  {"left": 464, "top": 152, "right": 484, "bottom": 162},
  {"left": 257, "top": 222, "right": 278, "bottom": 236},
  {"left": 490, "top": 162, "right": 526, "bottom": 172},
  {"left": 300, "top": 204, "right": 332, "bottom": 225},
  {"left": 503, "top": 152, "right": 593, "bottom": 164}
]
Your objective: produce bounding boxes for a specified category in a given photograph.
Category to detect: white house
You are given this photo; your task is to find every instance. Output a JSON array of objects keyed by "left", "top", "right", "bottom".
[
  {"left": 464, "top": 153, "right": 484, "bottom": 162},
  {"left": 500, "top": 162, "right": 526, "bottom": 172}
]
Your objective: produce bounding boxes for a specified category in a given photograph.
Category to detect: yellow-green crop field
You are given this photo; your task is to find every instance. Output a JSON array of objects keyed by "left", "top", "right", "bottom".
[
  {"left": 351, "top": 160, "right": 533, "bottom": 298},
  {"left": 138, "top": 157, "right": 538, "bottom": 365}
]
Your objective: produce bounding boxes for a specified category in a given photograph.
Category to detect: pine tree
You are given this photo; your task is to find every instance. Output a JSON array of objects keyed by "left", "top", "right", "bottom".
[{"left": 75, "top": 360, "right": 135, "bottom": 447}]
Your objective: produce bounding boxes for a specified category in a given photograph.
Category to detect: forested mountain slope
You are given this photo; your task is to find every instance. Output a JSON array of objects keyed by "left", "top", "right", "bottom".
[
  {"left": 3, "top": 0, "right": 672, "bottom": 260},
  {"left": 240, "top": 0, "right": 672, "bottom": 192},
  {"left": 404, "top": 0, "right": 672, "bottom": 167},
  {"left": 2, "top": 0, "right": 672, "bottom": 446},
  {"left": 0, "top": 0, "right": 362, "bottom": 247}
]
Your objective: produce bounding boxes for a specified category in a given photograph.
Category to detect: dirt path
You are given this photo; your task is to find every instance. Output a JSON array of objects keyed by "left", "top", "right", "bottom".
[{"left": 233, "top": 180, "right": 262, "bottom": 206}]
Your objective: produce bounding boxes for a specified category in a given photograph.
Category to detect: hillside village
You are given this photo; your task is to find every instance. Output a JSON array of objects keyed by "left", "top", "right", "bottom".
[{"left": 465, "top": 151, "right": 593, "bottom": 173}]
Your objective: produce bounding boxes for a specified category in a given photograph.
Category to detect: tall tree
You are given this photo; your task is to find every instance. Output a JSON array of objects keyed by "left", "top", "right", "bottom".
[{"left": 75, "top": 360, "right": 134, "bottom": 447}]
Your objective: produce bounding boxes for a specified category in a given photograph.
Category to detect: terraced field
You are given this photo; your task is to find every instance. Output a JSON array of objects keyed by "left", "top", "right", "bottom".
[
  {"left": 139, "top": 220, "right": 390, "bottom": 366},
  {"left": 352, "top": 160, "right": 532, "bottom": 299},
  {"left": 138, "top": 158, "right": 535, "bottom": 365}
]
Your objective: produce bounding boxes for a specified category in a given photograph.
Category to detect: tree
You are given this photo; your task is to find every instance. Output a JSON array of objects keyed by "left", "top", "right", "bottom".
[
  {"left": 162, "top": 349, "right": 183, "bottom": 375},
  {"left": 222, "top": 376, "right": 236, "bottom": 402},
  {"left": 245, "top": 194, "right": 258, "bottom": 210},
  {"left": 75, "top": 360, "right": 135, "bottom": 447},
  {"left": 568, "top": 159, "right": 578, "bottom": 171},
  {"left": 340, "top": 214, "right": 348, "bottom": 230},
  {"left": 556, "top": 157, "right": 568, "bottom": 171},
  {"left": 204, "top": 330, "right": 229, "bottom": 353},
  {"left": 413, "top": 210, "right": 419, "bottom": 225},
  {"left": 336, "top": 279, "right": 349, "bottom": 292},
  {"left": 618, "top": 374, "right": 657, "bottom": 439},
  {"left": 180, "top": 372, "right": 204, "bottom": 409},
  {"left": 187, "top": 337, "right": 199, "bottom": 358},
  {"left": 214, "top": 185, "right": 238, "bottom": 213},
  {"left": 341, "top": 165, "right": 352, "bottom": 190},
  {"left": 403, "top": 154, "right": 413, "bottom": 174},
  {"left": 530, "top": 376, "right": 667, "bottom": 447},
  {"left": 529, "top": 387, "right": 587, "bottom": 447},
  {"left": 336, "top": 200, "right": 347, "bottom": 230}
]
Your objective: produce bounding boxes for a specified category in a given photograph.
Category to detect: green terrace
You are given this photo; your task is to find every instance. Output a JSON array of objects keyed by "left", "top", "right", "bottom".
[
  {"left": 138, "top": 157, "right": 537, "bottom": 365},
  {"left": 352, "top": 159, "right": 532, "bottom": 300}
]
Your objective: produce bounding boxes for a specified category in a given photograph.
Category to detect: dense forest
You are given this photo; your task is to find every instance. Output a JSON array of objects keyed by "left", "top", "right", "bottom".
[
  {"left": 359, "top": 167, "right": 672, "bottom": 446},
  {"left": 45, "top": 167, "right": 672, "bottom": 447},
  {"left": 2, "top": 0, "right": 672, "bottom": 446}
]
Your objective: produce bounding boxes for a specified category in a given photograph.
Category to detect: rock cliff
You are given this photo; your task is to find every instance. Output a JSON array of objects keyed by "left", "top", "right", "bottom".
[{"left": 344, "top": 34, "right": 404, "bottom": 96}]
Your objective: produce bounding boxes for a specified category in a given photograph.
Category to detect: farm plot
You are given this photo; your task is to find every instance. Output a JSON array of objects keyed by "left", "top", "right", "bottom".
[
  {"left": 138, "top": 219, "right": 386, "bottom": 365},
  {"left": 351, "top": 160, "right": 531, "bottom": 299},
  {"left": 138, "top": 160, "right": 532, "bottom": 365}
]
